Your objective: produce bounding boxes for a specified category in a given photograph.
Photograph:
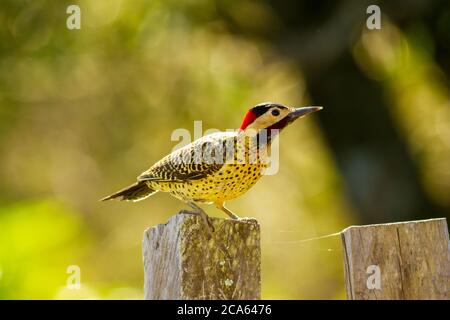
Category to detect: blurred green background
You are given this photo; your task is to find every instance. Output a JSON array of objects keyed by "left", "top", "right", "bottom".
[{"left": 0, "top": 0, "right": 449, "bottom": 299}]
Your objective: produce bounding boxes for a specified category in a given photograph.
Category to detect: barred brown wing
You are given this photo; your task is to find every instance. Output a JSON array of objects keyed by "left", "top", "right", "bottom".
[{"left": 137, "top": 132, "right": 237, "bottom": 183}]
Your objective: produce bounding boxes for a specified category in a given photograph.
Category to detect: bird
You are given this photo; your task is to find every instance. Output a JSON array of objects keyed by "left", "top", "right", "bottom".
[{"left": 101, "top": 102, "right": 322, "bottom": 231}]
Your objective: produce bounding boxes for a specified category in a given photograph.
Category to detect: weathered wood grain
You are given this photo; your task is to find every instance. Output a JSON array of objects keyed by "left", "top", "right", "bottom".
[
  {"left": 341, "top": 218, "right": 450, "bottom": 299},
  {"left": 143, "top": 213, "right": 260, "bottom": 300}
]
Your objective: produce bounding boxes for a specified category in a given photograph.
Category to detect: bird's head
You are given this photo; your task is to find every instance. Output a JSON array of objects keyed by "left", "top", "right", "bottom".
[{"left": 239, "top": 102, "right": 322, "bottom": 132}]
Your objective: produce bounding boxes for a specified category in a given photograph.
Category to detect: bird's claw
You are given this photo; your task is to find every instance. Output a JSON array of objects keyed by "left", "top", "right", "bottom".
[
  {"left": 179, "top": 209, "right": 215, "bottom": 236},
  {"left": 204, "top": 216, "right": 215, "bottom": 233}
]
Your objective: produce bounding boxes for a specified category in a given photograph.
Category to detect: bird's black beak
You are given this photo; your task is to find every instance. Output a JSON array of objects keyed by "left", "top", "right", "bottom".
[{"left": 288, "top": 106, "right": 323, "bottom": 121}]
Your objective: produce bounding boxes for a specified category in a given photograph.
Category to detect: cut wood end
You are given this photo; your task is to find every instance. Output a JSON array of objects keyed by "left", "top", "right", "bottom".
[
  {"left": 341, "top": 217, "right": 447, "bottom": 234},
  {"left": 143, "top": 212, "right": 260, "bottom": 238}
]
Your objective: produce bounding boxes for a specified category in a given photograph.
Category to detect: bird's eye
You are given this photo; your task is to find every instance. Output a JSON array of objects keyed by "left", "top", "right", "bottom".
[{"left": 271, "top": 109, "right": 280, "bottom": 116}]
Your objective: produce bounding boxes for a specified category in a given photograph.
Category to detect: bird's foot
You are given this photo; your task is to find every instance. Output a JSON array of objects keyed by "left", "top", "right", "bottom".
[
  {"left": 203, "top": 215, "right": 215, "bottom": 235},
  {"left": 217, "top": 204, "right": 240, "bottom": 220},
  {"left": 182, "top": 204, "right": 215, "bottom": 236},
  {"left": 227, "top": 213, "right": 240, "bottom": 220}
]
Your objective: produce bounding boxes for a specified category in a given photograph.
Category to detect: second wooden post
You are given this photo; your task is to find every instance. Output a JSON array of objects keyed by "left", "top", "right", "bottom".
[{"left": 341, "top": 218, "right": 450, "bottom": 299}]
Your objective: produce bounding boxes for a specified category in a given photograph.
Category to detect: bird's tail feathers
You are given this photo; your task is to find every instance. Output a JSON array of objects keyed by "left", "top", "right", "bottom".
[{"left": 100, "top": 181, "right": 157, "bottom": 202}]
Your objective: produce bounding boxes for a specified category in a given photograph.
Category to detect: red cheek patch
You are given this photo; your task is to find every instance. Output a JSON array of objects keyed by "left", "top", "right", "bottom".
[{"left": 239, "top": 111, "right": 257, "bottom": 130}]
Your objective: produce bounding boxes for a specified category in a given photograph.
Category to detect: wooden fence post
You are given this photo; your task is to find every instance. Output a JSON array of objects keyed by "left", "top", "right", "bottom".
[
  {"left": 341, "top": 218, "right": 450, "bottom": 299},
  {"left": 142, "top": 212, "right": 261, "bottom": 300}
]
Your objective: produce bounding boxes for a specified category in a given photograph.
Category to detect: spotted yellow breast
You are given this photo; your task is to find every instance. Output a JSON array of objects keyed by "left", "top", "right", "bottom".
[{"left": 141, "top": 131, "right": 269, "bottom": 203}]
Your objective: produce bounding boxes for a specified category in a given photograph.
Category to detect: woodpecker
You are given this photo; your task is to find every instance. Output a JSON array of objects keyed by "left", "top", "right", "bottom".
[{"left": 101, "top": 103, "right": 322, "bottom": 230}]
